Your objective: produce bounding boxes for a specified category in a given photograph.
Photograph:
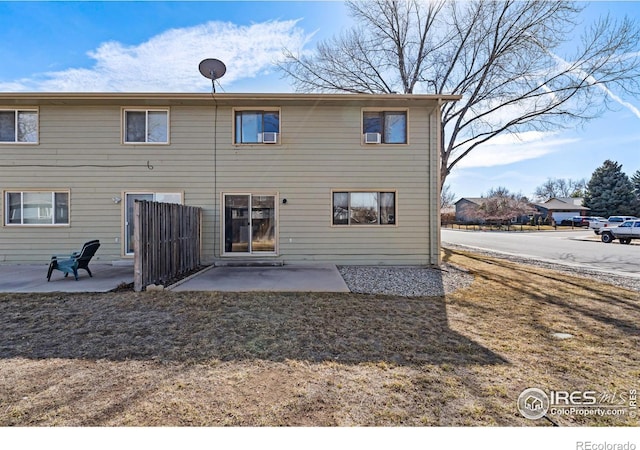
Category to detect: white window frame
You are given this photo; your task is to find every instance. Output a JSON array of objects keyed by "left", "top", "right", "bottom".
[
  {"left": 122, "top": 108, "right": 170, "bottom": 144},
  {"left": 123, "top": 191, "right": 183, "bottom": 255},
  {"left": 233, "top": 108, "right": 281, "bottom": 145},
  {"left": 0, "top": 108, "right": 39, "bottom": 144},
  {"left": 4, "top": 190, "right": 70, "bottom": 226},
  {"left": 361, "top": 108, "right": 408, "bottom": 145}
]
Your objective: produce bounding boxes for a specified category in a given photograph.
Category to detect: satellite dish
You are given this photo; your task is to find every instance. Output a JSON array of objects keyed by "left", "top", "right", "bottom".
[
  {"left": 199, "top": 58, "right": 226, "bottom": 92},
  {"left": 199, "top": 58, "right": 226, "bottom": 80}
]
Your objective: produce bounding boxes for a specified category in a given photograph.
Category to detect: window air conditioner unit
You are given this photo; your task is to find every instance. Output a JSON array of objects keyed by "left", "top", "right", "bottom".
[
  {"left": 364, "top": 132, "right": 381, "bottom": 144},
  {"left": 262, "top": 132, "right": 278, "bottom": 144}
]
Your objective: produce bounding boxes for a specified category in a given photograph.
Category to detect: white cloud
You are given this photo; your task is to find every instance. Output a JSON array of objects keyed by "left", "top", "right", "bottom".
[
  {"left": 455, "top": 131, "right": 579, "bottom": 169},
  {"left": 1, "top": 20, "right": 310, "bottom": 92},
  {"left": 0, "top": 80, "right": 33, "bottom": 91}
]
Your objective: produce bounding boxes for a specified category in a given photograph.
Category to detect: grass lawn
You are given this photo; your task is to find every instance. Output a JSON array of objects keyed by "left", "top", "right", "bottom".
[{"left": 0, "top": 249, "right": 638, "bottom": 426}]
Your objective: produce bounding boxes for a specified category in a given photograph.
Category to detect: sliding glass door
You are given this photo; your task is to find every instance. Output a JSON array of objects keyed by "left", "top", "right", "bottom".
[
  {"left": 251, "top": 195, "right": 276, "bottom": 252},
  {"left": 224, "top": 194, "right": 276, "bottom": 255}
]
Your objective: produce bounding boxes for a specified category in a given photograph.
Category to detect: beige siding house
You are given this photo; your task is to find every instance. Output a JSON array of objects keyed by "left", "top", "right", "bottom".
[{"left": 0, "top": 93, "right": 458, "bottom": 266}]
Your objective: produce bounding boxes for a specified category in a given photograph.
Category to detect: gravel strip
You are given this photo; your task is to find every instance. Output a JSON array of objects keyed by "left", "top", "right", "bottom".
[
  {"left": 443, "top": 243, "right": 640, "bottom": 293},
  {"left": 338, "top": 264, "right": 474, "bottom": 297},
  {"left": 338, "top": 245, "right": 639, "bottom": 297}
]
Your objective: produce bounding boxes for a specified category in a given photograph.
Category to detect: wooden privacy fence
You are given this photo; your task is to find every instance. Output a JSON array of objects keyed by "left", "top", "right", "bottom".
[{"left": 134, "top": 200, "right": 202, "bottom": 292}]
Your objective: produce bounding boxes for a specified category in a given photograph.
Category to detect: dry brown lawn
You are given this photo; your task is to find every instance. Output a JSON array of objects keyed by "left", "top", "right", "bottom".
[{"left": 0, "top": 249, "right": 638, "bottom": 426}]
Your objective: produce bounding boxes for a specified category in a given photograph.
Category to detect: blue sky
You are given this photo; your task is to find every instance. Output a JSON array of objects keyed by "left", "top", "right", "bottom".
[{"left": 0, "top": 1, "right": 638, "bottom": 200}]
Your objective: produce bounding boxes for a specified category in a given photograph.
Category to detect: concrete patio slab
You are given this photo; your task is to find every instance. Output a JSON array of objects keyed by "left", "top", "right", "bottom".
[
  {"left": 0, "top": 263, "right": 350, "bottom": 294},
  {"left": 0, "top": 264, "right": 133, "bottom": 293},
  {"left": 170, "top": 263, "right": 351, "bottom": 293}
]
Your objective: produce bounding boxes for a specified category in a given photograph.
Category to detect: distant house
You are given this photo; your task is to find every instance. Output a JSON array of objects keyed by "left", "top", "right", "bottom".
[
  {"left": 533, "top": 197, "right": 590, "bottom": 223},
  {"left": 0, "top": 92, "right": 460, "bottom": 266},
  {"left": 454, "top": 197, "right": 532, "bottom": 224},
  {"left": 455, "top": 198, "right": 485, "bottom": 223}
]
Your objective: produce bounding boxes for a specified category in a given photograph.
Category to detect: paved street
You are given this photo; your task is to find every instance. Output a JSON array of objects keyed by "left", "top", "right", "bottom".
[{"left": 441, "top": 228, "right": 640, "bottom": 278}]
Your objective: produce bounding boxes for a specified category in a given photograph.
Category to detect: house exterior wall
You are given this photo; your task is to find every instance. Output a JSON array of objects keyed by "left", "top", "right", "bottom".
[{"left": 0, "top": 93, "right": 455, "bottom": 266}]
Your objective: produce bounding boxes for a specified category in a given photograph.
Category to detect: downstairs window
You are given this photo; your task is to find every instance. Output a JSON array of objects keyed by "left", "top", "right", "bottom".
[
  {"left": 5, "top": 191, "right": 69, "bottom": 225},
  {"left": 332, "top": 191, "right": 396, "bottom": 226}
]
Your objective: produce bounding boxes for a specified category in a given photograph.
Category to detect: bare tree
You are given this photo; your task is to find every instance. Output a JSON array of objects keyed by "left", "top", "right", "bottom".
[
  {"left": 533, "top": 177, "right": 586, "bottom": 201},
  {"left": 468, "top": 187, "right": 535, "bottom": 225},
  {"left": 279, "top": 0, "right": 640, "bottom": 189},
  {"left": 440, "top": 183, "right": 456, "bottom": 209}
]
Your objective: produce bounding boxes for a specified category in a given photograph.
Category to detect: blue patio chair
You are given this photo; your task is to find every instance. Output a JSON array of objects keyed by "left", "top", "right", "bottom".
[{"left": 47, "top": 240, "right": 100, "bottom": 281}]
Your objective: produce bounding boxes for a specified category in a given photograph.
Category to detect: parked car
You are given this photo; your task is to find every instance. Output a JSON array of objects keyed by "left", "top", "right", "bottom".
[
  {"left": 562, "top": 216, "right": 602, "bottom": 227},
  {"left": 571, "top": 216, "right": 589, "bottom": 227},
  {"left": 589, "top": 216, "right": 639, "bottom": 235},
  {"left": 600, "top": 220, "right": 640, "bottom": 244},
  {"left": 575, "top": 216, "right": 606, "bottom": 228}
]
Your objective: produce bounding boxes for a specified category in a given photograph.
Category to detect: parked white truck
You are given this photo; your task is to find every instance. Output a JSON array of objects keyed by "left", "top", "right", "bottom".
[
  {"left": 589, "top": 216, "right": 638, "bottom": 235},
  {"left": 600, "top": 219, "right": 640, "bottom": 244}
]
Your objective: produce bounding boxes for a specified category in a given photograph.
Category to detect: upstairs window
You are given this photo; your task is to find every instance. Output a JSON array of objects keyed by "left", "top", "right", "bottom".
[
  {"left": 235, "top": 110, "right": 280, "bottom": 144},
  {"left": 363, "top": 111, "right": 407, "bottom": 144},
  {"left": 124, "top": 109, "right": 169, "bottom": 144},
  {"left": 332, "top": 191, "right": 396, "bottom": 226},
  {"left": 5, "top": 191, "right": 69, "bottom": 226},
  {"left": 0, "top": 109, "right": 38, "bottom": 143}
]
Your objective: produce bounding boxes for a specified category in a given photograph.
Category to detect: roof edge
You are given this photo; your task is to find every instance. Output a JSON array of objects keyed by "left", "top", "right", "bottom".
[
  {"left": 0, "top": 91, "right": 461, "bottom": 100},
  {"left": 0, "top": 92, "right": 461, "bottom": 107}
]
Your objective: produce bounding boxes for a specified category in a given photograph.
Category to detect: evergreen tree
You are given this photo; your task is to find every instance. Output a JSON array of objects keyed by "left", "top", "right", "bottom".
[
  {"left": 632, "top": 170, "right": 640, "bottom": 196},
  {"left": 631, "top": 170, "right": 640, "bottom": 216},
  {"left": 584, "top": 160, "right": 636, "bottom": 217}
]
